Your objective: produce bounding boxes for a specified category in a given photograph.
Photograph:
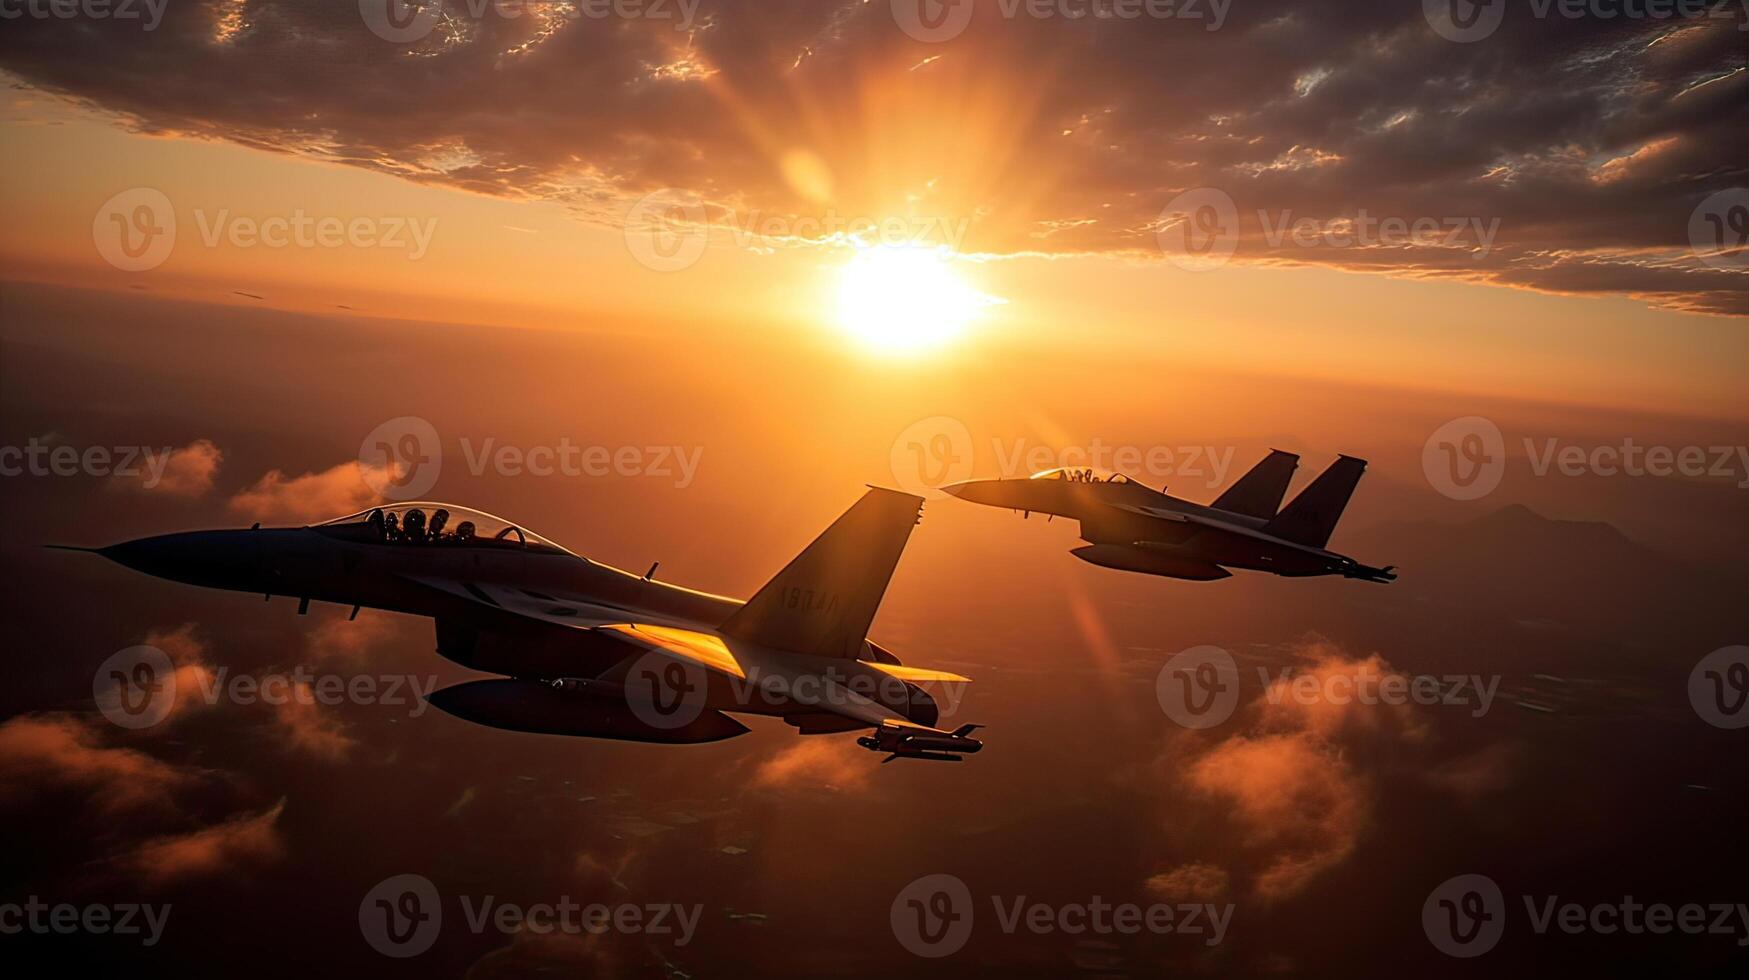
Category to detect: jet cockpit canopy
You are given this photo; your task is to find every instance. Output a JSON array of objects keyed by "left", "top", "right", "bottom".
[{"left": 313, "top": 503, "right": 572, "bottom": 555}]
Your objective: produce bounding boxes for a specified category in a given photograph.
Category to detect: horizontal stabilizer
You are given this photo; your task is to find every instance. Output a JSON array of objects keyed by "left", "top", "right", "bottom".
[
  {"left": 1263, "top": 455, "right": 1367, "bottom": 548},
  {"left": 1211, "top": 449, "right": 1299, "bottom": 518}
]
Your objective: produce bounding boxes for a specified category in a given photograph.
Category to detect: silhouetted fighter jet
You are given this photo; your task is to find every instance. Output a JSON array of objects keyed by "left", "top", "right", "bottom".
[
  {"left": 63, "top": 490, "right": 982, "bottom": 762},
  {"left": 944, "top": 450, "right": 1396, "bottom": 583}
]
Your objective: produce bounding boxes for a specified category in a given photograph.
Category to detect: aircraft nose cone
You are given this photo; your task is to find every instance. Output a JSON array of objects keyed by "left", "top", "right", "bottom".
[
  {"left": 941, "top": 479, "right": 1010, "bottom": 506},
  {"left": 101, "top": 530, "right": 260, "bottom": 589}
]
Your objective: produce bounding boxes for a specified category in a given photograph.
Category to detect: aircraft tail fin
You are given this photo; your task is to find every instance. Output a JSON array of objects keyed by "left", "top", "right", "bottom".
[
  {"left": 1262, "top": 455, "right": 1367, "bottom": 548},
  {"left": 1210, "top": 449, "right": 1299, "bottom": 518},
  {"left": 719, "top": 488, "right": 923, "bottom": 658}
]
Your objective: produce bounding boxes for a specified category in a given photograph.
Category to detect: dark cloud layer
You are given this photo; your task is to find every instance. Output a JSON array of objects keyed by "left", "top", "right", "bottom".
[{"left": 4, "top": 1, "right": 1746, "bottom": 311}]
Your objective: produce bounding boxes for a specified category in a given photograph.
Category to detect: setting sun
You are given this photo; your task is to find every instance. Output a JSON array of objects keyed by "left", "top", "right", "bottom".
[{"left": 834, "top": 245, "right": 990, "bottom": 353}]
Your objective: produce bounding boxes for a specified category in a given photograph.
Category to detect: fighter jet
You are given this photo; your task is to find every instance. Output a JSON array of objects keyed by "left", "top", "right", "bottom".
[
  {"left": 943, "top": 450, "right": 1396, "bottom": 583},
  {"left": 60, "top": 489, "right": 983, "bottom": 762}
]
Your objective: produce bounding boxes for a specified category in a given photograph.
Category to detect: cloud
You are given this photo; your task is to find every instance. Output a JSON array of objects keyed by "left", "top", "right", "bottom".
[
  {"left": 1186, "top": 732, "right": 1366, "bottom": 902},
  {"left": 1145, "top": 862, "right": 1230, "bottom": 904},
  {"left": 4, "top": 3, "right": 1746, "bottom": 314},
  {"left": 228, "top": 460, "right": 381, "bottom": 524},
  {"left": 139, "top": 622, "right": 221, "bottom": 725},
  {"left": 0, "top": 713, "right": 193, "bottom": 814},
  {"left": 1161, "top": 641, "right": 1444, "bottom": 902},
  {"left": 111, "top": 439, "right": 222, "bottom": 497},
  {"left": 123, "top": 799, "right": 287, "bottom": 886},
  {"left": 304, "top": 607, "right": 403, "bottom": 665},
  {"left": 752, "top": 737, "right": 870, "bottom": 791},
  {"left": 274, "top": 682, "right": 359, "bottom": 762}
]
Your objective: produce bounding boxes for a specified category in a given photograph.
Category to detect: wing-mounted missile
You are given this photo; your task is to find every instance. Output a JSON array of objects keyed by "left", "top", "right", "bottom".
[
  {"left": 426, "top": 678, "right": 748, "bottom": 743},
  {"left": 856, "top": 722, "right": 984, "bottom": 763},
  {"left": 1339, "top": 561, "right": 1398, "bottom": 583}
]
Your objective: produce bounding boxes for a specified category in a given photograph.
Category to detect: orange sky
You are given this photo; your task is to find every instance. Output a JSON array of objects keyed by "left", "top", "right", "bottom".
[{"left": 2, "top": 88, "right": 1745, "bottom": 422}]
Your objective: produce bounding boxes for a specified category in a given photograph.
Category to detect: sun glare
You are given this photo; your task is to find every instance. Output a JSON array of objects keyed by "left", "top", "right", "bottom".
[{"left": 835, "top": 245, "right": 988, "bottom": 353}]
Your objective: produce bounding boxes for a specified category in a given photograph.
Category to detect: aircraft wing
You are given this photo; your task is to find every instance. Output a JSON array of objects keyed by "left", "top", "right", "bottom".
[
  {"left": 1109, "top": 502, "right": 1334, "bottom": 556},
  {"left": 402, "top": 574, "right": 974, "bottom": 740},
  {"left": 399, "top": 574, "right": 687, "bottom": 631},
  {"left": 593, "top": 623, "right": 925, "bottom": 729}
]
